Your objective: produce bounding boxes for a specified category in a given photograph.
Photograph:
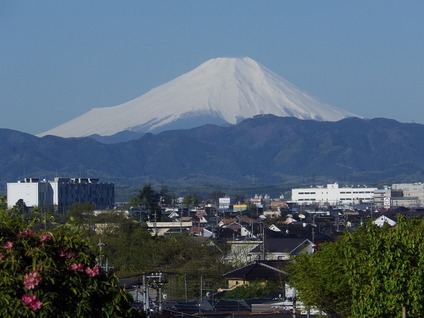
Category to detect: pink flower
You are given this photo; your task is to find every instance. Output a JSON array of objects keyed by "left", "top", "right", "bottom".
[
  {"left": 18, "top": 228, "right": 34, "bottom": 238},
  {"left": 23, "top": 271, "right": 42, "bottom": 290},
  {"left": 22, "top": 294, "right": 42, "bottom": 311},
  {"left": 58, "top": 247, "right": 68, "bottom": 257},
  {"left": 85, "top": 264, "right": 100, "bottom": 277},
  {"left": 68, "top": 263, "right": 84, "bottom": 272},
  {"left": 3, "top": 241, "right": 13, "bottom": 250},
  {"left": 22, "top": 294, "right": 36, "bottom": 305},
  {"left": 66, "top": 251, "right": 76, "bottom": 259},
  {"left": 39, "top": 232, "right": 52, "bottom": 243},
  {"left": 58, "top": 247, "right": 75, "bottom": 258}
]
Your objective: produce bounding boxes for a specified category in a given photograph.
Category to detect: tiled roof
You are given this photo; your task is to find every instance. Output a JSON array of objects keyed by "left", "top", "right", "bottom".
[{"left": 223, "top": 260, "right": 289, "bottom": 279}]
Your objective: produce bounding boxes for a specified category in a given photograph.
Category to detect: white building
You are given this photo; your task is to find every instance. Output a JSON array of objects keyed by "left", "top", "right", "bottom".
[
  {"left": 7, "top": 177, "right": 114, "bottom": 213},
  {"left": 219, "top": 197, "right": 231, "bottom": 210},
  {"left": 7, "top": 178, "right": 53, "bottom": 209},
  {"left": 391, "top": 183, "right": 424, "bottom": 207},
  {"left": 291, "top": 183, "right": 377, "bottom": 206},
  {"left": 373, "top": 186, "right": 392, "bottom": 209}
]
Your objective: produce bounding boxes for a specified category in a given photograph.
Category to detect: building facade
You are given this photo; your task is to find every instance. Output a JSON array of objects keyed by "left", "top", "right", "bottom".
[
  {"left": 7, "top": 178, "right": 53, "bottom": 209},
  {"left": 391, "top": 183, "right": 424, "bottom": 207},
  {"left": 291, "top": 183, "right": 377, "bottom": 206},
  {"left": 7, "top": 177, "right": 114, "bottom": 213}
]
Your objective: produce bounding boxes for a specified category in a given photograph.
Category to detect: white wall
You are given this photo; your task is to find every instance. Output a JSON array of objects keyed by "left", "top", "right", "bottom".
[
  {"left": 291, "top": 183, "right": 377, "bottom": 206},
  {"left": 7, "top": 182, "right": 39, "bottom": 208}
]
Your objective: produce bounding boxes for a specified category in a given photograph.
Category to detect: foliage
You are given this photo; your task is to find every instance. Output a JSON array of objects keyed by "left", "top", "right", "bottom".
[
  {"left": 159, "top": 186, "right": 175, "bottom": 206},
  {"left": 182, "top": 194, "right": 200, "bottom": 209},
  {"left": 138, "top": 184, "right": 161, "bottom": 221},
  {"left": 288, "top": 239, "right": 351, "bottom": 317},
  {"left": 346, "top": 216, "right": 424, "bottom": 317},
  {"left": 67, "top": 202, "right": 96, "bottom": 231},
  {"left": 0, "top": 208, "right": 138, "bottom": 317},
  {"left": 289, "top": 216, "right": 424, "bottom": 318},
  {"left": 101, "top": 224, "right": 229, "bottom": 277},
  {"left": 92, "top": 213, "right": 231, "bottom": 298}
]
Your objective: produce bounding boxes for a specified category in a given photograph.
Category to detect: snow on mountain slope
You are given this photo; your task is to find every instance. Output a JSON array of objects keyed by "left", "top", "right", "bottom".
[{"left": 39, "top": 57, "right": 359, "bottom": 138}]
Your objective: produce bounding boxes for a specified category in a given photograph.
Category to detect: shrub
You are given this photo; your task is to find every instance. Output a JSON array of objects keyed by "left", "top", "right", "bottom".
[{"left": 0, "top": 209, "right": 138, "bottom": 317}]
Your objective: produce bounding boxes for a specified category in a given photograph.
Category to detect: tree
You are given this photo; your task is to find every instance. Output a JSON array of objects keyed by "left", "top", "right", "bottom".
[
  {"left": 14, "top": 198, "right": 28, "bottom": 214},
  {"left": 0, "top": 208, "right": 139, "bottom": 317},
  {"left": 138, "top": 184, "right": 161, "bottom": 221},
  {"left": 346, "top": 217, "right": 424, "bottom": 317},
  {"left": 159, "top": 185, "right": 175, "bottom": 206},
  {"left": 288, "top": 239, "right": 351, "bottom": 317},
  {"left": 0, "top": 195, "right": 7, "bottom": 210},
  {"left": 288, "top": 216, "right": 424, "bottom": 317},
  {"left": 67, "top": 202, "right": 95, "bottom": 232}
]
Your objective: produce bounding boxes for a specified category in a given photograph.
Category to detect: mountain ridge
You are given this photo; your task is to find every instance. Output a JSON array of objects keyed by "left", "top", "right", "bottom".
[
  {"left": 38, "top": 57, "right": 358, "bottom": 140},
  {"left": 3, "top": 116, "right": 424, "bottom": 198}
]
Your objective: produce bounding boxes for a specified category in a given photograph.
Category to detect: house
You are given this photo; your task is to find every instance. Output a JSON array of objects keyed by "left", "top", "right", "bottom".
[
  {"left": 249, "top": 237, "right": 315, "bottom": 261},
  {"left": 372, "top": 215, "right": 397, "bottom": 227},
  {"left": 223, "top": 239, "right": 262, "bottom": 265},
  {"left": 221, "top": 260, "right": 288, "bottom": 290},
  {"left": 145, "top": 221, "right": 192, "bottom": 236}
]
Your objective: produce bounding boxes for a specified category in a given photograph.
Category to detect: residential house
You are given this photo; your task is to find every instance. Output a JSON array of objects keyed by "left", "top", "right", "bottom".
[{"left": 221, "top": 260, "right": 288, "bottom": 290}]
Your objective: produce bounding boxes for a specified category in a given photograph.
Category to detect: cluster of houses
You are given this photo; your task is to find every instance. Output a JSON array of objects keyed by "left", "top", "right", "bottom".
[
  {"left": 6, "top": 177, "right": 424, "bottom": 316},
  {"left": 127, "top": 192, "right": 412, "bottom": 316}
]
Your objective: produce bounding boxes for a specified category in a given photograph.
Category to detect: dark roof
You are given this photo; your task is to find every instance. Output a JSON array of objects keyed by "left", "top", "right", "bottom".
[
  {"left": 250, "top": 237, "right": 311, "bottom": 254},
  {"left": 223, "top": 260, "right": 289, "bottom": 280},
  {"left": 267, "top": 223, "right": 336, "bottom": 243},
  {"left": 165, "top": 298, "right": 251, "bottom": 313},
  {"left": 119, "top": 276, "right": 143, "bottom": 288}
]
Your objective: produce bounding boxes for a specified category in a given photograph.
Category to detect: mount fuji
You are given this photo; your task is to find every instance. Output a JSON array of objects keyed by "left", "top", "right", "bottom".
[{"left": 39, "top": 57, "right": 359, "bottom": 139}]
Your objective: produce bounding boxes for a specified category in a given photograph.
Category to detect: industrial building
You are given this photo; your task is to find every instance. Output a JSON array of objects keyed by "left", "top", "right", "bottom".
[
  {"left": 376, "top": 183, "right": 424, "bottom": 208},
  {"left": 291, "top": 183, "right": 377, "bottom": 206},
  {"left": 7, "top": 177, "right": 114, "bottom": 213}
]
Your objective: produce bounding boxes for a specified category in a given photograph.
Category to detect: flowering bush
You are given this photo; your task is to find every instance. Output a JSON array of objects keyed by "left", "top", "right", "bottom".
[{"left": 0, "top": 209, "right": 138, "bottom": 317}]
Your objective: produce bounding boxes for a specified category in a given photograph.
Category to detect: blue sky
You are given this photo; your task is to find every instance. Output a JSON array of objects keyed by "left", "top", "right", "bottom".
[{"left": 1, "top": 1, "right": 423, "bottom": 135}]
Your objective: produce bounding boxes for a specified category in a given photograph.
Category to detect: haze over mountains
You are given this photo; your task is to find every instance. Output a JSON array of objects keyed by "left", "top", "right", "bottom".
[
  {"left": 4, "top": 57, "right": 424, "bottom": 197},
  {"left": 39, "top": 57, "right": 359, "bottom": 140},
  {"left": 2, "top": 116, "right": 424, "bottom": 198}
]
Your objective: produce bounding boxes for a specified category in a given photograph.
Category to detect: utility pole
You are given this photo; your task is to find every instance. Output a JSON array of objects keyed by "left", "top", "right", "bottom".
[
  {"left": 97, "top": 239, "right": 105, "bottom": 268},
  {"left": 143, "top": 274, "right": 149, "bottom": 313},
  {"left": 184, "top": 274, "right": 188, "bottom": 301},
  {"left": 262, "top": 222, "right": 266, "bottom": 260},
  {"left": 200, "top": 274, "right": 203, "bottom": 303},
  {"left": 143, "top": 272, "right": 165, "bottom": 316}
]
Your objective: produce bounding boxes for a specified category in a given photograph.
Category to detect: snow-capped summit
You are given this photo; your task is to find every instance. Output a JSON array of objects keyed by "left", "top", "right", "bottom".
[{"left": 39, "top": 57, "right": 359, "bottom": 138}]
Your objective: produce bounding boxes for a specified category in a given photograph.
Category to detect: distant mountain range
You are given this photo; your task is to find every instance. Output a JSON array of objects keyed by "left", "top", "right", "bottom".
[
  {"left": 4, "top": 57, "right": 423, "bottom": 197},
  {"left": 2, "top": 116, "right": 424, "bottom": 196},
  {"left": 38, "top": 57, "right": 358, "bottom": 141}
]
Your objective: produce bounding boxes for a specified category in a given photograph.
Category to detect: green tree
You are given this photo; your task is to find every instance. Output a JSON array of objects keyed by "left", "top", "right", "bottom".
[
  {"left": 288, "top": 239, "right": 351, "bottom": 317},
  {"left": 14, "top": 198, "right": 28, "bottom": 214},
  {"left": 289, "top": 216, "right": 424, "bottom": 318},
  {"left": 346, "top": 217, "right": 424, "bottom": 317},
  {"left": 159, "top": 185, "right": 175, "bottom": 206},
  {"left": 67, "top": 202, "right": 95, "bottom": 232},
  {"left": 0, "top": 195, "right": 7, "bottom": 210},
  {"left": 138, "top": 184, "right": 161, "bottom": 221}
]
